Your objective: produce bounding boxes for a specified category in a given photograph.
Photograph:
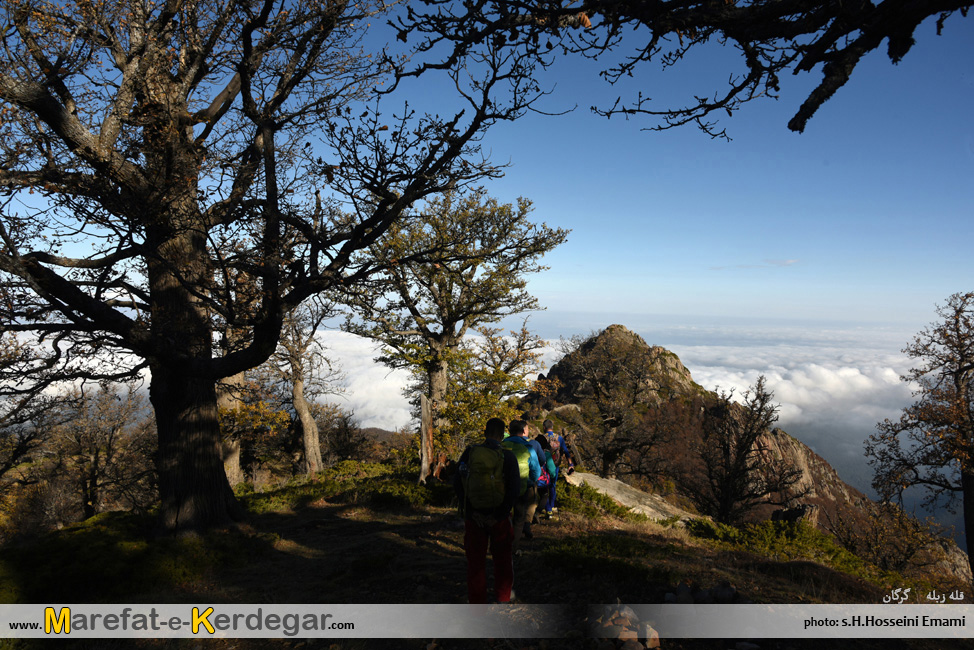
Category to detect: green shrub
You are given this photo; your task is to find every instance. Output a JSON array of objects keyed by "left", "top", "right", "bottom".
[
  {"left": 324, "top": 460, "right": 396, "bottom": 481},
  {"left": 368, "top": 480, "right": 431, "bottom": 510},
  {"left": 233, "top": 481, "right": 256, "bottom": 496},
  {"left": 686, "top": 519, "right": 880, "bottom": 582},
  {"left": 559, "top": 482, "right": 649, "bottom": 522},
  {"left": 239, "top": 478, "right": 344, "bottom": 514}
]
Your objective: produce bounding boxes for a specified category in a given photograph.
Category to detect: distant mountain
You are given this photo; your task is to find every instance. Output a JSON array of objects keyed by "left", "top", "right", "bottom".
[{"left": 360, "top": 427, "right": 405, "bottom": 443}]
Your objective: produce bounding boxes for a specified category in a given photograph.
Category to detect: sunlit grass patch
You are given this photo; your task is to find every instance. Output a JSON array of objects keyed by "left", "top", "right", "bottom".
[
  {"left": 239, "top": 461, "right": 456, "bottom": 515},
  {"left": 539, "top": 532, "right": 677, "bottom": 592}
]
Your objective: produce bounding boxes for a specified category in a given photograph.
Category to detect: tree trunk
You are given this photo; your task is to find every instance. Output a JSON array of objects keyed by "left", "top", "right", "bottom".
[
  {"left": 80, "top": 470, "right": 96, "bottom": 520},
  {"left": 152, "top": 366, "right": 243, "bottom": 532},
  {"left": 962, "top": 469, "right": 974, "bottom": 580},
  {"left": 218, "top": 372, "right": 247, "bottom": 487},
  {"left": 222, "top": 439, "right": 244, "bottom": 487},
  {"left": 428, "top": 356, "right": 449, "bottom": 430},
  {"left": 418, "top": 356, "right": 450, "bottom": 484},
  {"left": 145, "top": 218, "right": 245, "bottom": 532},
  {"left": 419, "top": 394, "right": 434, "bottom": 484},
  {"left": 293, "top": 376, "right": 323, "bottom": 475}
]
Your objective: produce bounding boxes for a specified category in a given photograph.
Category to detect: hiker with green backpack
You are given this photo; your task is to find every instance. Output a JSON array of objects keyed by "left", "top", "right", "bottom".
[
  {"left": 453, "top": 417, "right": 521, "bottom": 604},
  {"left": 502, "top": 419, "right": 543, "bottom": 548}
]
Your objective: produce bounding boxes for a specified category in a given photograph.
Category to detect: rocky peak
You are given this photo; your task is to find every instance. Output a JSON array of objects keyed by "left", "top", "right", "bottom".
[{"left": 544, "top": 324, "right": 700, "bottom": 404}]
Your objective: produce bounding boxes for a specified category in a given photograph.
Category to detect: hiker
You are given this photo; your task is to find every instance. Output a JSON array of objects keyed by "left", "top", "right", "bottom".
[
  {"left": 502, "top": 419, "right": 543, "bottom": 546},
  {"left": 543, "top": 419, "right": 576, "bottom": 475},
  {"left": 542, "top": 419, "right": 576, "bottom": 515},
  {"left": 534, "top": 434, "right": 558, "bottom": 520},
  {"left": 454, "top": 417, "right": 520, "bottom": 604}
]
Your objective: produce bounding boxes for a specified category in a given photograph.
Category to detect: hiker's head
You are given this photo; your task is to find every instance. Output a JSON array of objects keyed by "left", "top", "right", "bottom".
[
  {"left": 509, "top": 420, "right": 528, "bottom": 438},
  {"left": 485, "top": 418, "right": 506, "bottom": 440},
  {"left": 543, "top": 419, "right": 553, "bottom": 432}
]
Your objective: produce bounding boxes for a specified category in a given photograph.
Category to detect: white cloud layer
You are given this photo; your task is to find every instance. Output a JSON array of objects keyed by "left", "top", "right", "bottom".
[
  {"left": 666, "top": 326, "right": 916, "bottom": 494},
  {"left": 319, "top": 322, "right": 919, "bottom": 497},
  {"left": 314, "top": 331, "right": 412, "bottom": 431}
]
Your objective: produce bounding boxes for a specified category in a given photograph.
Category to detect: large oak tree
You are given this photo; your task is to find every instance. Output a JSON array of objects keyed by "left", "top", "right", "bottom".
[{"left": 0, "top": 0, "right": 545, "bottom": 532}]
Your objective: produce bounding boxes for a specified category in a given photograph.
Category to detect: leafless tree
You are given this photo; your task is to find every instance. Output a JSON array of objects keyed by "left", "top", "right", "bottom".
[
  {"left": 867, "top": 291, "right": 974, "bottom": 576},
  {"left": 273, "top": 297, "right": 345, "bottom": 475},
  {"left": 46, "top": 384, "right": 156, "bottom": 520},
  {"left": 676, "top": 376, "right": 808, "bottom": 524}
]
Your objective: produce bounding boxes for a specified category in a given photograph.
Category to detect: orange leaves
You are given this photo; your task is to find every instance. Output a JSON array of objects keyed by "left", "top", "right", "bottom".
[{"left": 219, "top": 401, "right": 290, "bottom": 442}]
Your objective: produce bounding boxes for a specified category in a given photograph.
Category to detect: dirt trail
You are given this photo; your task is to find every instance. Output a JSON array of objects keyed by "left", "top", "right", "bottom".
[{"left": 221, "top": 500, "right": 571, "bottom": 607}]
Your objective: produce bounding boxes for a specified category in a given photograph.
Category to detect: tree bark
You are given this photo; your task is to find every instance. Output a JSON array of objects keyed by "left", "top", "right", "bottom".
[
  {"left": 428, "top": 356, "right": 450, "bottom": 431},
  {"left": 144, "top": 174, "right": 246, "bottom": 530},
  {"left": 417, "top": 355, "right": 451, "bottom": 484},
  {"left": 962, "top": 469, "right": 974, "bottom": 578},
  {"left": 152, "top": 365, "right": 243, "bottom": 532},
  {"left": 419, "top": 394, "right": 434, "bottom": 484},
  {"left": 217, "top": 372, "right": 247, "bottom": 487},
  {"left": 293, "top": 376, "right": 323, "bottom": 475}
]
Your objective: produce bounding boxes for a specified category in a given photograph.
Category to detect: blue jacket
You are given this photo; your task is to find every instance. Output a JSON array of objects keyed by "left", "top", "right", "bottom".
[{"left": 502, "top": 435, "right": 541, "bottom": 484}]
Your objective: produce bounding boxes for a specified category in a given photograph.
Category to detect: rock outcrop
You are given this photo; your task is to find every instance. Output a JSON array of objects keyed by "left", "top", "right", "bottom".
[
  {"left": 565, "top": 471, "right": 694, "bottom": 523},
  {"left": 545, "top": 324, "right": 701, "bottom": 405}
]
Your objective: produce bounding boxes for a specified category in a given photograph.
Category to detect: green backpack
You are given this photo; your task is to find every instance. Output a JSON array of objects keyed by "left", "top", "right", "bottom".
[
  {"left": 462, "top": 444, "right": 507, "bottom": 512},
  {"left": 501, "top": 439, "right": 530, "bottom": 496}
]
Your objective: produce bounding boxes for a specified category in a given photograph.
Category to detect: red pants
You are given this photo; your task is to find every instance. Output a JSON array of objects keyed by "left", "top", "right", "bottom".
[{"left": 463, "top": 516, "right": 514, "bottom": 604}]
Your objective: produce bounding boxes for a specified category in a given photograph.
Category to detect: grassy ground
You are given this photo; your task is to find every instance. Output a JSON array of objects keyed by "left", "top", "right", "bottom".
[{"left": 1, "top": 462, "right": 971, "bottom": 650}]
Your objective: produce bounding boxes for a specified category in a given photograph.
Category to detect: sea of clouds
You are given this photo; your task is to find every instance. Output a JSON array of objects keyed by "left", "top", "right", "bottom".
[{"left": 315, "top": 316, "right": 921, "bottom": 499}]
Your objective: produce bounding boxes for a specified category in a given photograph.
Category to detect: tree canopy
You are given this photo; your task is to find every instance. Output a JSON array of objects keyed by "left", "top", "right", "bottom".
[
  {"left": 345, "top": 189, "right": 565, "bottom": 479},
  {"left": 397, "top": 0, "right": 970, "bottom": 137}
]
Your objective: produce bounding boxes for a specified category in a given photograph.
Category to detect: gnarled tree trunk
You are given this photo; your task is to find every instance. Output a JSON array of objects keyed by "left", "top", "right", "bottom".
[
  {"left": 293, "top": 375, "right": 323, "bottom": 475},
  {"left": 152, "top": 366, "right": 243, "bottom": 531}
]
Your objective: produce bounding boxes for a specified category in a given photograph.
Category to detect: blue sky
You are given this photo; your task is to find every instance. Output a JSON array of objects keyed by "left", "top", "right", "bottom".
[
  {"left": 441, "top": 15, "right": 974, "bottom": 328},
  {"left": 326, "top": 15, "right": 974, "bottom": 513}
]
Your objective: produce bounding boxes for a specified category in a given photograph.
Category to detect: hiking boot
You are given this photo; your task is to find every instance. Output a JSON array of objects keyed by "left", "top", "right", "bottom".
[{"left": 494, "top": 589, "right": 517, "bottom": 604}]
